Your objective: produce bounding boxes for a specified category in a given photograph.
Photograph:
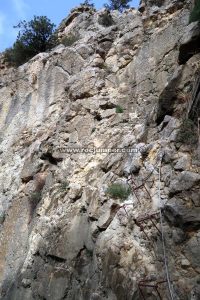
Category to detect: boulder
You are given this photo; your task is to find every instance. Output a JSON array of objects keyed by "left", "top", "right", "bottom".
[
  {"left": 183, "top": 232, "right": 200, "bottom": 272},
  {"left": 164, "top": 198, "right": 200, "bottom": 230},
  {"left": 169, "top": 171, "right": 200, "bottom": 195}
]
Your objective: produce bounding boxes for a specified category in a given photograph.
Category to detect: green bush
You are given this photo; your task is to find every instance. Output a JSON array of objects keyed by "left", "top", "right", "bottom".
[
  {"left": 104, "top": 0, "right": 131, "bottom": 12},
  {"left": 116, "top": 105, "right": 124, "bottom": 113},
  {"left": 80, "top": 0, "right": 94, "bottom": 7},
  {"left": 59, "top": 181, "right": 69, "bottom": 192},
  {"left": 176, "top": 119, "right": 198, "bottom": 145},
  {"left": 189, "top": 0, "right": 200, "bottom": 23},
  {"left": 106, "top": 183, "right": 131, "bottom": 200},
  {"left": 61, "top": 34, "right": 80, "bottom": 47},
  {"left": 4, "top": 16, "right": 57, "bottom": 66}
]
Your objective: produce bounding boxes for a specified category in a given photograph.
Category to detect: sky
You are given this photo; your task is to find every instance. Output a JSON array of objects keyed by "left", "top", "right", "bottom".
[{"left": 0, "top": 0, "right": 140, "bottom": 52}]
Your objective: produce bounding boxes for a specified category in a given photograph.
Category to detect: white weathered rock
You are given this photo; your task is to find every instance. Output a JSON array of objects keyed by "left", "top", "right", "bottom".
[{"left": 0, "top": 1, "right": 199, "bottom": 299}]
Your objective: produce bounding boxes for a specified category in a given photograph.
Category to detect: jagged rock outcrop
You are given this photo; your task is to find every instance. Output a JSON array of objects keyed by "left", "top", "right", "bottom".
[{"left": 0, "top": 1, "right": 200, "bottom": 299}]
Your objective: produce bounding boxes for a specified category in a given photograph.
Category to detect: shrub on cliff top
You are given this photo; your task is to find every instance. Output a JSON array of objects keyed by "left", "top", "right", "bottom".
[
  {"left": 189, "top": 0, "right": 200, "bottom": 23},
  {"left": 80, "top": 0, "right": 95, "bottom": 8},
  {"left": 4, "top": 16, "right": 57, "bottom": 66},
  {"left": 104, "top": 0, "right": 131, "bottom": 12}
]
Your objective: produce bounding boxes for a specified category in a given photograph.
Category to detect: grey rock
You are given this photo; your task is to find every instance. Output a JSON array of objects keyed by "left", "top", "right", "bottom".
[
  {"left": 0, "top": 1, "right": 198, "bottom": 299},
  {"left": 174, "top": 154, "right": 190, "bottom": 171},
  {"left": 100, "top": 108, "right": 115, "bottom": 119},
  {"left": 90, "top": 293, "right": 101, "bottom": 300},
  {"left": 172, "top": 228, "right": 187, "bottom": 244},
  {"left": 68, "top": 183, "right": 82, "bottom": 201},
  {"left": 169, "top": 171, "right": 200, "bottom": 194},
  {"left": 191, "top": 284, "right": 200, "bottom": 300},
  {"left": 181, "top": 258, "right": 190, "bottom": 268},
  {"left": 161, "top": 164, "right": 173, "bottom": 186},
  {"left": 164, "top": 198, "right": 200, "bottom": 230},
  {"left": 183, "top": 232, "right": 200, "bottom": 271},
  {"left": 65, "top": 68, "right": 105, "bottom": 100},
  {"left": 123, "top": 154, "right": 141, "bottom": 175}
]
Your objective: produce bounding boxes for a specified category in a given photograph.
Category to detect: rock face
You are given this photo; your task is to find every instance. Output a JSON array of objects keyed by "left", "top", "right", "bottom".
[{"left": 0, "top": 1, "right": 200, "bottom": 299}]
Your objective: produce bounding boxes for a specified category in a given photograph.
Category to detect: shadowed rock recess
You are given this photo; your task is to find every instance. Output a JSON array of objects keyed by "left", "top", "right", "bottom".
[{"left": 0, "top": 1, "right": 200, "bottom": 299}]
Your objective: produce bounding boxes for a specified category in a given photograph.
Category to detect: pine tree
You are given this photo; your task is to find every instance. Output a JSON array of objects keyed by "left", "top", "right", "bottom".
[
  {"left": 104, "top": 0, "right": 131, "bottom": 12},
  {"left": 80, "top": 0, "right": 95, "bottom": 8},
  {"left": 4, "top": 16, "right": 57, "bottom": 66}
]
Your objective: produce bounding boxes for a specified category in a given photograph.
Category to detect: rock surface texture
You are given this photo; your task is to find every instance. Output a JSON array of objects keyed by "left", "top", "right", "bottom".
[{"left": 0, "top": 1, "right": 200, "bottom": 299}]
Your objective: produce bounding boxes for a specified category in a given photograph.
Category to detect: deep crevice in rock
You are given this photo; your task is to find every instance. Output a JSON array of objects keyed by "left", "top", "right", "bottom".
[
  {"left": 46, "top": 254, "right": 67, "bottom": 263},
  {"left": 156, "top": 95, "right": 177, "bottom": 125},
  {"left": 179, "top": 35, "right": 200, "bottom": 65},
  {"left": 93, "top": 111, "right": 102, "bottom": 121},
  {"left": 21, "top": 175, "right": 34, "bottom": 183},
  {"left": 40, "top": 152, "right": 63, "bottom": 165},
  {"left": 156, "top": 69, "right": 182, "bottom": 125},
  {"left": 100, "top": 164, "right": 113, "bottom": 173},
  {"left": 188, "top": 75, "right": 200, "bottom": 124},
  {"left": 99, "top": 102, "right": 115, "bottom": 110}
]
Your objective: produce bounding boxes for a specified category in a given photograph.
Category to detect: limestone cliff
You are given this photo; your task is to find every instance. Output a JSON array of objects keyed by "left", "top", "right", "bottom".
[{"left": 0, "top": 1, "right": 200, "bottom": 299}]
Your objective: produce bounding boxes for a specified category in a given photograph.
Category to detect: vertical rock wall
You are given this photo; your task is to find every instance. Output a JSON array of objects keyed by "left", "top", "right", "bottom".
[{"left": 0, "top": 1, "right": 200, "bottom": 299}]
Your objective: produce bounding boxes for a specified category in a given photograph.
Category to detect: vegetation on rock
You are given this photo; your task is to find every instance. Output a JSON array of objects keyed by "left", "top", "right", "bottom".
[
  {"left": 104, "top": 0, "right": 131, "bottom": 12},
  {"left": 189, "top": 0, "right": 200, "bottom": 23},
  {"left": 80, "top": 0, "right": 95, "bottom": 8},
  {"left": 59, "top": 181, "right": 69, "bottom": 192},
  {"left": 106, "top": 183, "right": 131, "bottom": 200},
  {"left": 4, "top": 16, "right": 57, "bottom": 66},
  {"left": 116, "top": 105, "right": 124, "bottom": 113}
]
